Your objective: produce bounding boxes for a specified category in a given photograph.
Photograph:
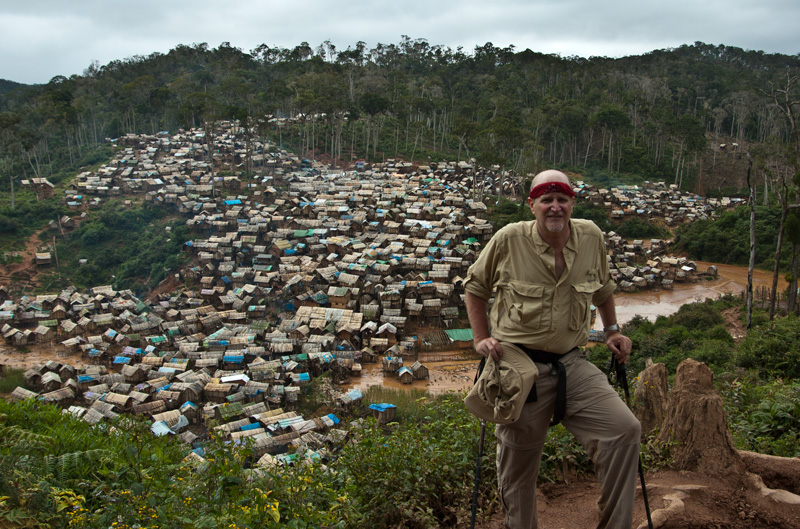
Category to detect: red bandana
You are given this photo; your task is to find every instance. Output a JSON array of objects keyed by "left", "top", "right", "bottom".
[{"left": 528, "top": 181, "right": 575, "bottom": 200}]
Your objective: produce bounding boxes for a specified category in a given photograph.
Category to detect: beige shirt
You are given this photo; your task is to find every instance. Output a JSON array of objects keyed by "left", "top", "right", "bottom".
[{"left": 464, "top": 219, "right": 615, "bottom": 354}]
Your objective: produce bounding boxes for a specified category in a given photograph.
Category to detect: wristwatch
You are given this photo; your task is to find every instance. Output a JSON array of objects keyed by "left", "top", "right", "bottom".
[{"left": 603, "top": 323, "right": 620, "bottom": 337}]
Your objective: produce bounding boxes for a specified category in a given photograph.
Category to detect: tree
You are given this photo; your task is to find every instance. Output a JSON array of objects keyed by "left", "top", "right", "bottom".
[
  {"left": 746, "top": 155, "right": 756, "bottom": 331},
  {"left": 785, "top": 208, "right": 800, "bottom": 313},
  {"left": 0, "top": 111, "right": 29, "bottom": 210},
  {"left": 184, "top": 92, "right": 223, "bottom": 196},
  {"left": 762, "top": 72, "right": 800, "bottom": 318},
  {"left": 590, "top": 104, "right": 630, "bottom": 174}
]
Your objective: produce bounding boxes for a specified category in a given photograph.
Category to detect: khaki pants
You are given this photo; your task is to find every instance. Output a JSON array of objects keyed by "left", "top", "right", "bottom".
[{"left": 495, "top": 349, "right": 641, "bottom": 529}]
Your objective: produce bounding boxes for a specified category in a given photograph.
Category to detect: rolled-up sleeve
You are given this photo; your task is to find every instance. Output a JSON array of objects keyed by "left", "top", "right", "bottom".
[
  {"left": 591, "top": 231, "right": 616, "bottom": 306},
  {"left": 463, "top": 236, "right": 502, "bottom": 301}
]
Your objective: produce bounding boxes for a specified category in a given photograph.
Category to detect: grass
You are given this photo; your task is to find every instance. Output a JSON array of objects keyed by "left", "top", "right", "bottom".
[
  {"left": 362, "top": 385, "right": 435, "bottom": 423},
  {"left": 0, "top": 368, "right": 26, "bottom": 393}
]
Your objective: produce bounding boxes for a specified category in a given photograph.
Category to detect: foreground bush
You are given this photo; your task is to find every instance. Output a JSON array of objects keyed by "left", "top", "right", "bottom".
[{"left": 0, "top": 393, "right": 493, "bottom": 529}]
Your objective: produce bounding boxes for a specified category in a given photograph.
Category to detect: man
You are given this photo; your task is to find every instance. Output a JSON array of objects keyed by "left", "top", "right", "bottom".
[{"left": 464, "top": 170, "right": 641, "bottom": 529}]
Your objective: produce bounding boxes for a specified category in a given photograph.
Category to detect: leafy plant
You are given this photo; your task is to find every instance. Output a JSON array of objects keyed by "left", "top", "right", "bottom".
[{"left": 735, "top": 317, "right": 800, "bottom": 379}]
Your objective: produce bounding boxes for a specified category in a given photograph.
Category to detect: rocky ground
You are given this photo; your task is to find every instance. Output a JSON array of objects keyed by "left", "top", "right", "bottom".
[{"left": 470, "top": 464, "right": 800, "bottom": 529}]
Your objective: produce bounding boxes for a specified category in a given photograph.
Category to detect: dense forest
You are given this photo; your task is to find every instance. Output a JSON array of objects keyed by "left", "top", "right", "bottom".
[{"left": 1, "top": 39, "right": 799, "bottom": 194}]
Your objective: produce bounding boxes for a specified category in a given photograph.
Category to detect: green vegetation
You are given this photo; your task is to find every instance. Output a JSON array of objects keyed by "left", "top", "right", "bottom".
[
  {"left": 672, "top": 205, "right": 792, "bottom": 268},
  {"left": 735, "top": 317, "right": 800, "bottom": 378},
  {"left": 0, "top": 393, "right": 479, "bottom": 529},
  {"left": 614, "top": 217, "right": 669, "bottom": 239},
  {"left": 722, "top": 377, "right": 800, "bottom": 457},
  {"left": 3, "top": 40, "right": 799, "bottom": 202},
  {"left": 2, "top": 39, "right": 798, "bottom": 295},
  {"left": 0, "top": 369, "right": 24, "bottom": 393},
  {"left": 615, "top": 295, "right": 741, "bottom": 375},
  {"left": 600, "top": 295, "right": 800, "bottom": 457},
  {"left": 2, "top": 297, "right": 798, "bottom": 528},
  {"left": 54, "top": 200, "right": 190, "bottom": 293},
  {"left": 0, "top": 191, "right": 69, "bottom": 250}
]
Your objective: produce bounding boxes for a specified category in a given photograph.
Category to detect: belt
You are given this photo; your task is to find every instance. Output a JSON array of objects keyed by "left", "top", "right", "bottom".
[{"left": 516, "top": 345, "right": 578, "bottom": 426}]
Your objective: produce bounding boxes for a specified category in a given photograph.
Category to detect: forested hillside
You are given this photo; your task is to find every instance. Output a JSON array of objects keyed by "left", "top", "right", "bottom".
[
  {"left": 1, "top": 39, "right": 799, "bottom": 195},
  {"left": 1, "top": 39, "right": 799, "bottom": 298}
]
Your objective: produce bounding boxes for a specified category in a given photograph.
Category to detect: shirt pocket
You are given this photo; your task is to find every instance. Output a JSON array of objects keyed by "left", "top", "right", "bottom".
[
  {"left": 570, "top": 280, "right": 603, "bottom": 330},
  {"left": 505, "top": 280, "right": 545, "bottom": 329}
]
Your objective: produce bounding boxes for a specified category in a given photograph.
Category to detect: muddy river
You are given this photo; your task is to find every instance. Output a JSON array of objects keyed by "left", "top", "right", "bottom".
[
  {"left": 0, "top": 262, "right": 788, "bottom": 396},
  {"left": 608, "top": 261, "right": 786, "bottom": 329}
]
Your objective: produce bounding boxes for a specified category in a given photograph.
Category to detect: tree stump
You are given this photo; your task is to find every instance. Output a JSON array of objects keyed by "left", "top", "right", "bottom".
[
  {"left": 633, "top": 362, "right": 669, "bottom": 436},
  {"left": 657, "top": 358, "right": 744, "bottom": 476}
]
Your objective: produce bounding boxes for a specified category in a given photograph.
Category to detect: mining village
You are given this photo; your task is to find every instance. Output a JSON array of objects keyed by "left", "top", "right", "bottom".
[{"left": 2, "top": 121, "right": 735, "bottom": 464}]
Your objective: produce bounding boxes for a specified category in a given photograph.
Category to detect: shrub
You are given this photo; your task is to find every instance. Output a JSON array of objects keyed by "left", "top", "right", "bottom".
[
  {"left": 722, "top": 378, "right": 800, "bottom": 457},
  {"left": 736, "top": 317, "right": 800, "bottom": 379},
  {"left": 337, "top": 393, "right": 491, "bottom": 528}
]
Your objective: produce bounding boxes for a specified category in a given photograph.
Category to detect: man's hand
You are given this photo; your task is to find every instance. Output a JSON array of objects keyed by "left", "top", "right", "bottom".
[
  {"left": 605, "top": 332, "right": 632, "bottom": 364},
  {"left": 475, "top": 336, "right": 503, "bottom": 362}
]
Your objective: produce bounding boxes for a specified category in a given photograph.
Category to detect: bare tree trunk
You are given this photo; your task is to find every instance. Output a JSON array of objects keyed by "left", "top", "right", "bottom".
[
  {"left": 583, "top": 128, "right": 593, "bottom": 168},
  {"left": 746, "top": 155, "right": 755, "bottom": 331},
  {"left": 8, "top": 166, "right": 14, "bottom": 211},
  {"left": 789, "top": 242, "right": 798, "bottom": 314},
  {"left": 769, "top": 174, "right": 789, "bottom": 320}
]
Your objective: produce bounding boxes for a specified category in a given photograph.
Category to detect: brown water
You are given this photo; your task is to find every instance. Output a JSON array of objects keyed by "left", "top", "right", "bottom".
[{"left": 605, "top": 261, "right": 787, "bottom": 330}]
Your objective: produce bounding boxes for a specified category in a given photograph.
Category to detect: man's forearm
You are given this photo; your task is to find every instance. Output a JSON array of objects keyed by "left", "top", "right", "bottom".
[
  {"left": 596, "top": 293, "right": 618, "bottom": 330},
  {"left": 465, "top": 291, "right": 491, "bottom": 343}
]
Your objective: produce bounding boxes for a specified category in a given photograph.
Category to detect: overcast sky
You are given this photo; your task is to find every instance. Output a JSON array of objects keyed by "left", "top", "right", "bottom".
[{"left": 2, "top": 0, "right": 799, "bottom": 85}]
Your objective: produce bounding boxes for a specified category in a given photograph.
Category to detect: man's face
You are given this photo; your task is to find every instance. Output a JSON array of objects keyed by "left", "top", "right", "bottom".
[{"left": 528, "top": 190, "right": 574, "bottom": 234}]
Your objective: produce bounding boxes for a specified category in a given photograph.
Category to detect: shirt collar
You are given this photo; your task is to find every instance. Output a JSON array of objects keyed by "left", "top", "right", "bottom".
[{"left": 531, "top": 219, "right": 576, "bottom": 254}]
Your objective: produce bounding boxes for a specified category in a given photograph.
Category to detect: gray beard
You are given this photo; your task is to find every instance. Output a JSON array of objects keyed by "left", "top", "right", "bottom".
[{"left": 545, "top": 219, "right": 566, "bottom": 232}]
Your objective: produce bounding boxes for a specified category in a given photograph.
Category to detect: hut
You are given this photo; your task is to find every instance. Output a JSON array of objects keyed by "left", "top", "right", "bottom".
[
  {"left": 10, "top": 386, "right": 38, "bottom": 402},
  {"left": 368, "top": 403, "right": 397, "bottom": 425},
  {"left": 411, "top": 361, "right": 429, "bottom": 380},
  {"left": 381, "top": 356, "right": 403, "bottom": 374},
  {"left": 397, "top": 366, "right": 414, "bottom": 384}
]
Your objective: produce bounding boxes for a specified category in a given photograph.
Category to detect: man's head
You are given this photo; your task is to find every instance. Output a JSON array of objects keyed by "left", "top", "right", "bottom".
[{"left": 528, "top": 170, "right": 574, "bottom": 235}]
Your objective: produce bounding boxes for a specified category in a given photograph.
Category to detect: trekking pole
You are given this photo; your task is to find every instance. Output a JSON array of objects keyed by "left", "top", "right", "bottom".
[
  {"left": 609, "top": 358, "right": 654, "bottom": 529},
  {"left": 469, "top": 419, "right": 487, "bottom": 529}
]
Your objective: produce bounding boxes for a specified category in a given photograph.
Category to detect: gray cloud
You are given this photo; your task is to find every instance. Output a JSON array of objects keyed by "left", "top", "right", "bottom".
[{"left": 1, "top": 0, "right": 798, "bottom": 84}]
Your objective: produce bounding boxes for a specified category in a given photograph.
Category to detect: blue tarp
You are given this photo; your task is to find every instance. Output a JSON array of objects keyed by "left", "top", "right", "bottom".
[
  {"left": 223, "top": 356, "right": 245, "bottom": 363},
  {"left": 151, "top": 421, "right": 172, "bottom": 437},
  {"left": 368, "top": 403, "right": 397, "bottom": 412}
]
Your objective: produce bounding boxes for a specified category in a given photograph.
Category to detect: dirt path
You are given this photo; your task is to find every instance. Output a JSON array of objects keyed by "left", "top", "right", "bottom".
[
  {"left": 470, "top": 468, "right": 800, "bottom": 529},
  {"left": 0, "top": 213, "right": 87, "bottom": 294},
  {"left": 0, "top": 226, "right": 49, "bottom": 290}
]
